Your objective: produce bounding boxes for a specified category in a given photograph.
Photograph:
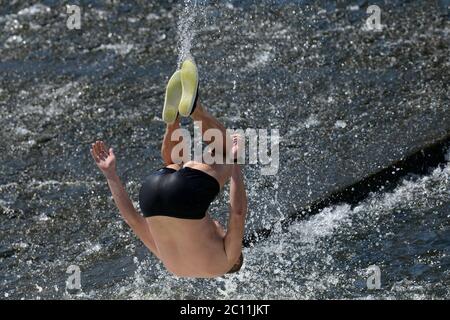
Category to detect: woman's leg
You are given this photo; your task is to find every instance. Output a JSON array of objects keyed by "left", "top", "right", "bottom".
[
  {"left": 191, "top": 101, "right": 233, "bottom": 158},
  {"left": 184, "top": 100, "right": 233, "bottom": 188},
  {"left": 161, "top": 117, "right": 185, "bottom": 167}
]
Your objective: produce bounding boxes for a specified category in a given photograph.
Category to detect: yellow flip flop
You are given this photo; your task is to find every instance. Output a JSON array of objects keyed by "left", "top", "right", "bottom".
[
  {"left": 178, "top": 59, "right": 199, "bottom": 117},
  {"left": 162, "top": 70, "right": 182, "bottom": 124}
]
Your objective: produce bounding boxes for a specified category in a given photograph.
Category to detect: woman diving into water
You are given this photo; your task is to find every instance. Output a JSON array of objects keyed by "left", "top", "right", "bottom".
[{"left": 90, "top": 60, "right": 247, "bottom": 278}]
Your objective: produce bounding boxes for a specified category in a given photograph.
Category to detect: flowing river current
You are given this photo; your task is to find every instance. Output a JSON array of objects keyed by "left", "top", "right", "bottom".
[{"left": 0, "top": 1, "right": 449, "bottom": 299}]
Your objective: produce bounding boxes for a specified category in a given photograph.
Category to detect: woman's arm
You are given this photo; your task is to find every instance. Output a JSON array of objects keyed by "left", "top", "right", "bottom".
[
  {"left": 90, "top": 141, "right": 159, "bottom": 257},
  {"left": 224, "top": 164, "right": 248, "bottom": 267},
  {"left": 105, "top": 173, "right": 159, "bottom": 256}
]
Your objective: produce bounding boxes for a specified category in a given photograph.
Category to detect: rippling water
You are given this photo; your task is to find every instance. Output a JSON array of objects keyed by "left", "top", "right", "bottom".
[{"left": 0, "top": 0, "right": 449, "bottom": 299}]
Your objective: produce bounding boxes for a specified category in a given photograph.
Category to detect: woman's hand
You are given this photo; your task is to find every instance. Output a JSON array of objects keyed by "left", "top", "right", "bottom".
[{"left": 90, "top": 141, "right": 117, "bottom": 179}]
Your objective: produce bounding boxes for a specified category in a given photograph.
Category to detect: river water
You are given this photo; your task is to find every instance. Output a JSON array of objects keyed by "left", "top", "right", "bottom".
[{"left": 0, "top": 1, "right": 449, "bottom": 299}]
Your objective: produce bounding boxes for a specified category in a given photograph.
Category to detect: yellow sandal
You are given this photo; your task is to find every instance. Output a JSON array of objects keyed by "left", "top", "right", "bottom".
[
  {"left": 162, "top": 70, "right": 182, "bottom": 124},
  {"left": 178, "top": 59, "right": 199, "bottom": 117}
]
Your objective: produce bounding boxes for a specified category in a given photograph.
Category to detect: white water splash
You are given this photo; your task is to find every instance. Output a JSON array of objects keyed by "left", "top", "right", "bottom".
[
  {"left": 304, "top": 114, "right": 321, "bottom": 128},
  {"left": 290, "top": 204, "right": 352, "bottom": 246},
  {"left": 247, "top": 50, "right": 274, "bottom": 70},
  {"left": 177, "top": 0, "right": 202, "bottom": 67},
  {"left": 17, "top": 4, "right": 51, "bottom": 17}
]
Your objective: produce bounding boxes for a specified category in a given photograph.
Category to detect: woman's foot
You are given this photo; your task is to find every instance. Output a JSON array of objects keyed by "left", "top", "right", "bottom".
[
  {"left": 179, "top": 59, "right": 199, "bottom": 117},
  {"left": 231, "top": 134, "right": 244, "bottom": 163},
  {"left": 162, "top": 70, "right": 182, "bottom": 124}
]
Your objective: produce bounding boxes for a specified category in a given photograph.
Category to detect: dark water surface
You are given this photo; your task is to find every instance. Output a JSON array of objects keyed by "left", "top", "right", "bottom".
[{"left": 0, "top": 1, "right": 449, "bottom": 299}]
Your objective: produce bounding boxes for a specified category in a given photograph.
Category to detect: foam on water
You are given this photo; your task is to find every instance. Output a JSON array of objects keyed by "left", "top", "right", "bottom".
[
  {"left": 0, "top": 4, "right": 51, "bottom": 24},
  {"left": 17, "top": 4, "right": 51, "bottom": 17},
  {"left": 247, "top": 50, "right": 274, "bottom": 70},
  {"left": 95, "top": 44, "right": 135, "bottom": 56}
]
